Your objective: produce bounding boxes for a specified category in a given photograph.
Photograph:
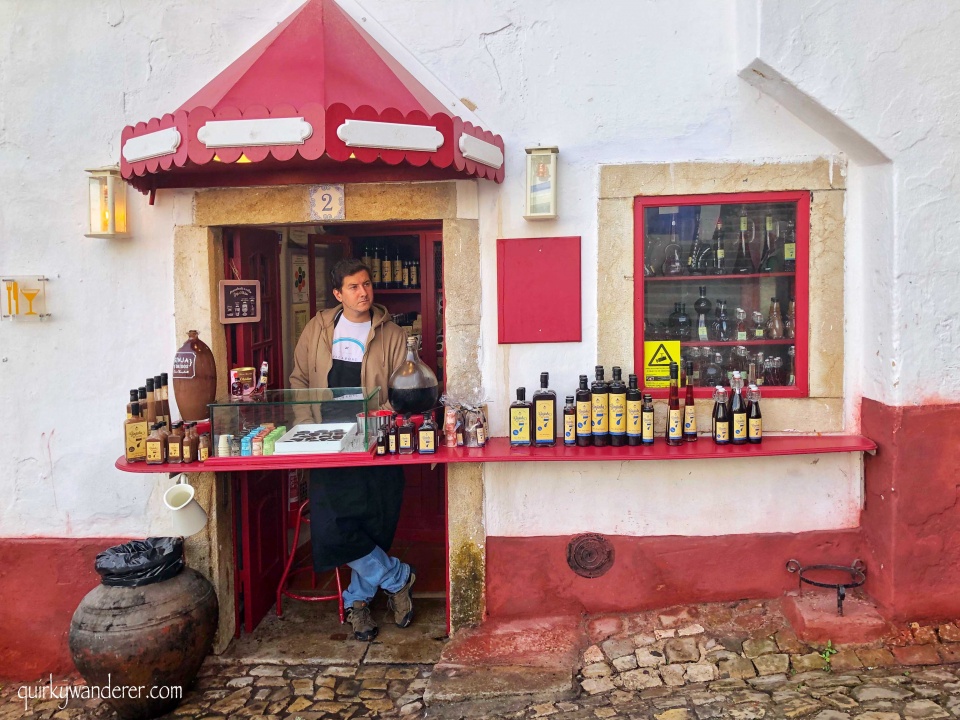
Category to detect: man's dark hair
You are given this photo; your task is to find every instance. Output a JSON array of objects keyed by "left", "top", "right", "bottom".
[{"left": 330, "top": 258, "right": 372, "bottom": 291}]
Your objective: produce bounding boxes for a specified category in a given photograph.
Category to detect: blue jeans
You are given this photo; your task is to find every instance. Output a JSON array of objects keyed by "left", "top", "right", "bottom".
[{"left": 343, "top": 545, "right": 411, "bottom": 607}]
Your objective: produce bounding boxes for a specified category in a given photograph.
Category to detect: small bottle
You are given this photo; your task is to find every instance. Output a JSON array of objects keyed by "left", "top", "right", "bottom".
[
  {"left": 124, "top": 402, "right": 149, "bottom": 463},
  {"left": 376, "top": 426, "right": 387, "bottom": 455},
  {"left": 676, "top": 304, "right": 691, "bottom": 342},
  {"left": 167, "top": 422, "right": 183, "bottom": 464},
  {"left": 608, "top": 367, "right": 627, "bottom": 446},
  {"left": 418, "top": 413, "right": 437, "bottom": 454},
  {"left": 683, "top": 362, "right": 697, "bottom": 442},
  {"left": 145, "top": 423, "right": 166, "bottom": 465},
  {"left": 591, "top": 366, "right": 609, "bottom": 447},
  {"left": 181, "top": 422, "right": 196, "bottom": 463},
  {"left": 575, "top": 375, "right": 592, "bottom": 447},
  {"left": 747, "top": 385, "right": 763, "bottom": 444},
  {"left": 198, "top": 433, "right": 211, "bottom": 462},
  {"left": 712, "top": 386, "right": 730, "bottom": 445},
  {"left": 397, "top": 415, "right": 416, "bottom": 455},
  {"left": 626, "top": 374, "right": 642, "bottom": 446},
  {"left": 230, "top": 370, "right": 243, "bottom": 399},
  {"left": 735, "top": 308, "right": 748, "bottom": 342},
  {"left": 666, "top": 363, "right": 683, "bottom": 446},
  {"left": 510, "top": 388, "right": 533, "bottom": 447},
  {"left": 715, "top": 301, "right": 732, "bottom": 342},
  {"left": 388, "top": 414, "right": 398, "bottom": 454},
  {"left": 641, "top": 393, "right": 655, "bottom": 445},
  {"left": 563, "top": 396, "right": 576, "bottom": 446},
  {"left": 532, "top": 372, "right": 557, "bottom": 447},
  {"left": 694, "top": 287, "right": 712, "bottom": 341},
  {"left": 752, "top": 311, "right": 765, "bottom": 339},
  {"left": 475, "top": 412, "right": 487, "bottom": 447},
  {"left": 730, "top": 372, "right": 748, "bottom": 445},
  {"left": 256, "top": 360, "right": 269, "bottom": 392}
]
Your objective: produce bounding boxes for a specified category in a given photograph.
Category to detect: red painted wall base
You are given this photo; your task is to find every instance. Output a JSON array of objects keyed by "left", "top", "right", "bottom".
[{"left": 0, "top": 538, "right": 126, "bottom": 682}]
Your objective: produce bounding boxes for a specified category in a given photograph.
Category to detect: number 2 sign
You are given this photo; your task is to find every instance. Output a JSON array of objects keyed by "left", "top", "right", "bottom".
[{"left": 310, "top": 184, "right": 345, "bottom": 221}]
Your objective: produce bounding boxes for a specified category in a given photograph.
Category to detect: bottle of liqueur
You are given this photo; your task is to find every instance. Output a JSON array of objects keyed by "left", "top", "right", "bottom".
[
  {"left": 758, "top": 216, "right": 782, "bottom": 272},
  {"left": 393, "top": 247, "right": 403, "bottom": 291},
  {"left": 687, "top": 221, "right": 704, "bottom": 274},
  {"left": 124, "top": 402, "right": 149, "bottom": 463},
  {"left": 626, "top": 374, "right": 642, "bottom": 446},
  {"left": 735, "top": 308, "right": 748, "bottom": 341},
  {"left": 782, "top": 220, "right": 797, "bottom": 272},
  {"left": 766, "top": 297, "right": 785, "bottom": 339},
  {"left": 388, "top": 414, "right": 398, "bottom": 454},
  {"left": 747, "top": 384, "right": 763, "bottom": 444},
  {"left": 709, "top": 218, "right": 726, "bottom": 275},
  {"left": 361, "top": 241, "right": 372, "bottom": 271},
  {"left": 787, "top": 346, "right": 796, "bottom": 386},
  {"left": 667, "top": 302, "right": 682, "bottom": 338},
  {"left": 676, "top": 303, "right": 692, "bottom": 342},
  {"left": 712, "top": 386, "right": 730, "bottom": 445},
  {"left": 145, "top": 423, "right": 166, "bottom": 465},
  {"left": 714, "top": 300, "right": 733, "bottom": 342},
  {"left": 370, "top": 241, "right": 382, "bottom": 288},
  {"left": 729, "top": 371, "right": 748, "bottom": 445},
  {"left": 563, "top": 396, "right": 576, "bottom": 446},
  {"left": 533, "top": 372, "right": 557, "bottom": 447},
  {"left": 784, "top": 297, "right": 796, "bottom": 339},
  {"left": 402, "top": 259, "right": 411, "bottom": 289},
  {"left": 510, "top": 388, "right": 533, "bottom": 447},
  {"left": 418, "top": 413, "right": 437, "bottom": 454},
  {"left": 683, "top": 362, "right": 698, "bottom": 442},
  {"left": 575, "top": 375, "right": 592, "bottom": 447},
  {"left": 410, "top": 258, "right": 419, "bottom": 288},
  {"left": 733, "top": 208, "right": 756, "bottom": 274},
  {"left": 694, "top": 287, "right": 712, "bottom": 341},
  {"left": 126, "top": 389, "right": 139, "bottom": 419},
  {"left": 752, "top": 311, "right": 765, "bottom": 340},
  {"left": 376, "top": 425, "right": 387, "bottom": 455},
  {"left": 641, "top": 393, "right": 655, "bottom": 445},
  {"left": 381, "top": 243, "right": 394, "bottom": 289},
  {"left": 591, "top": 366, "right": 609, "bottom": 447},
  {"left": 608, "top": 367, "right": 627, "bottom": 446},
  {"left": 665, "top": 363, "right": 683, "bottom": 446},
  {"left": 397, "top": 415, "right": 416, "bottom": 455}
]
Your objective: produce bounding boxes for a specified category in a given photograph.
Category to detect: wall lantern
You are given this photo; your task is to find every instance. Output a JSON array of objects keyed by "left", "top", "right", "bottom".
[
  {"left": 524, "top": 146, "right": 559, "bottom": 220},
  {"left": 85, "top": 166, "right": 128, "bottom": 238}
]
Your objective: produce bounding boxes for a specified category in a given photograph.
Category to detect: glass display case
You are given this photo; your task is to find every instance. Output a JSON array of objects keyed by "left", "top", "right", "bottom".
[
  {"left": 634, "top": 191, "right": 809, "bottom": 398},
  {"left": 209, "top": 387, "right": 381, "bottom": 457}
]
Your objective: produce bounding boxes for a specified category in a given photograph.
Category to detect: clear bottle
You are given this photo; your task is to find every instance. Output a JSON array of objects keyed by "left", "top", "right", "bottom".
[
  {"left": 785, "top": 298, "right": 796, "bottom": 339},
  {"left": 533, "top": 372, "right": 557, "bottom": 447},
  {"left": 714, "top": 300, "right": 732, "bottom": 342},
  {"left": 747, "top": 385, "right": 763, "bottom": 444},
  {"left": 563, "top": 396, "right": 576, "bottom": 446},
  {"left": 626, "top": 375, "right": 642, "bottom": 446},
  {"left": 510, "top": 388, "right": 533, "bottom": 447},
  {"left": 758, "top": 216, "right": 782, "bottom": 272},
  {"left": 608, "top": 367, "right": 627, "bottom": 446},
  {"left": 418, "top": 413, "right": 437, "bottom": 454},
  {"left": 709, "top": 218, "right": 726, "bottom": 275},
  {"left": 735, "top": 308, "right": 748, "bottom": 342},
  {"left": 641, "top": 393, "right": 655, "bottom": 445},
  {"left": 397, "top": 415, "right": 416, "bottom": 455},
  {"left": 787, "top": 346, "right": 796, "bottom": 386},
  {"left": 591, "top": 366, "right": 609, "bottom": 447},
  {"left": 699, "top": 346, "right": 713, "bottom": 386},
  {"left": 766, "top": 297, "right": 784, "bottom": 340},
  {"left": 712, "top": 386, "right": 730, "bottom": 445},
  {"left": 772, "top": 356, "right": 785, "bottom": 386},
  {"left": 683, "top": 361, "right": 697, "bottom": 442},
  {"left": 694, "top": 287, "right": 712, "bottom": 341},
  {"left": 575, "top": 375, "right": 592, "bottom": 447},
  {"left": 752, "top": 311, "right": 765, "bottom": 340},
  {"left": 730, "top": 372, "right": 748, "bottom": 445},
  {"left": 762, "top": 358, "right": 776, "bottom": 386},
  {"left": 666, "top": 363, "right": 683, "bottom": 446},
  {"left": 733, "top": 208, "right": 755, "bottom": 274}
]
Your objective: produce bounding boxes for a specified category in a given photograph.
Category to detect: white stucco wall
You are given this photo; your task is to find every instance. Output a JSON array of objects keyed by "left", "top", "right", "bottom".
[{"left": 1, "top": 0, "right": 956, "bottom": 540}]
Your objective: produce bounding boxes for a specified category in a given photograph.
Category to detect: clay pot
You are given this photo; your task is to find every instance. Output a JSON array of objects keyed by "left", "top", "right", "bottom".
[
  {"left": 172, "top": 330, "right": 217, "bottom": 421},
  {"left": 69, "top": 568, "right": 218, "bottom": 720}
]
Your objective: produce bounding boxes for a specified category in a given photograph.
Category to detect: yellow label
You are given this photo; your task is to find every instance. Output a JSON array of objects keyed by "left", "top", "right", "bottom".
[
  {"left": 642, "top": 410, "right": 654, "bottom": 442},
  {"left": 609, "top": 394, "right": 626, "bottom": 435},
  {"left": 737, "top": 331, "right": 747, "bottom": 341},
  {"left": 167, "top": 443, "right": 180, "bottom": 459},
  {"left": 476, "top": 425, "right": 486, "bottom": 444},
  {"left": 591, "top": 394, "right": 609, "bottom": 434},
  {"left": 717, "top": 249, "right": 725, "bottom": 259},
  {"left": 399, "top": 434, "right": 412, "bottom": 449},
  {"left": 371, "top": 258, "right": 381, "bottom": 283},
  {"left": 146, "top": 440, "right": 164, "bottom": 463},
  {"left": 124, "top": 422, "right": 148, "bottom": 461},
  {"left": 183, "top": 444, "right": 193, "bottom": 463},
  {"left": 733, "top": 414, "right": 747, "bottom": 440},
  {"left": 766, "top": 216, "right": 773, "bottom": 231},
  {"left": 627, "top": 400, "right": 642, "bottom": 436},
  {"left": 684, "top": 405, "right": 697, "bottom": 435},
  {"left": 749, "top": 418, "right": 762, "bottom": 439},
  {"left": 643, "top": 340, "right": 680, "bottom": 388},
  {"left": 740, "top": 216, "right": 748, "bottom": 231},
  {"left": 576, "top": 401, "right": 592, "bottom": 436},
  {"left": 389, "top": 434, "right": 397, "bottom": 452},
  {"left": 564, "top": 414, "right": 575, "bottom": 443},
  {"left": 668, "top": 409, "right": 682, "bottom": 439},
  {"left": 382, "top": 261, "right": 393, "bottom": 283},
  {"left": 715, "top": 424, "right": 729, "bottom": 442},
  {"left": 510, "top": 408, "right": 531, "bottom": 444},
  {"left": 784, "top": 243, "right": 796, "bottom": 260},
  {"left": 199, "top": 446, "right": 209, "bottom": 462},
  {"left": 419, "top": 430, "right": 435, "bottom": 452},
  {"left": 755, "top": 328, "right": 764, "bottom": 338},
  {"left": 535, "top": 400, "right": 555, "bottom": 443}
]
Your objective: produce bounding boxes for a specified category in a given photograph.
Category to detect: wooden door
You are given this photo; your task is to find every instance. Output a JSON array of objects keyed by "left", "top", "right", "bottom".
[{"left": 225, "top": 228, "right": 286, "bottom": 633}]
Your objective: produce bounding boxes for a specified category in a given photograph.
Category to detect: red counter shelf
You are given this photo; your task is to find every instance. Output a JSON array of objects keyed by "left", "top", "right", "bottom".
[{"left": 115, "top": 435, "right": 875, "bottom": 473}]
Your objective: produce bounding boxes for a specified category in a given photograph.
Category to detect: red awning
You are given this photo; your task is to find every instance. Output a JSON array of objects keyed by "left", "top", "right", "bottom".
[{"left": 120, "top": 0, "right": 504, "bottom": 195}]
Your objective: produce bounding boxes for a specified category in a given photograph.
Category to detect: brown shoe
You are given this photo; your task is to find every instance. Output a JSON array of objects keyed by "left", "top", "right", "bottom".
[
  {"left": 386, "top": 571, "right": 416, "bottom": 628},
  {"left": 346, "top": 600, "right": 378, "bottom": 641}
]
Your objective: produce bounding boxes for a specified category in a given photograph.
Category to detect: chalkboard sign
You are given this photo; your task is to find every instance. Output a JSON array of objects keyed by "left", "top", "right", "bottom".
[{"left": 219, "top": 279, "right": 261, "bottom": 324}]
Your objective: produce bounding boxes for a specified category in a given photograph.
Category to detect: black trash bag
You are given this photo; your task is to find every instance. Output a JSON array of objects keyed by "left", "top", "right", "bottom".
[{"left": 95, "top": 537, "right": 185, "bottom": 588}]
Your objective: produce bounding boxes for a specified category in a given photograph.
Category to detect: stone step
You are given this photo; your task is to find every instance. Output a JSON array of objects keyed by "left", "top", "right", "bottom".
[{"left": 781, "top": 590, "right": 891, "bottom": 644}]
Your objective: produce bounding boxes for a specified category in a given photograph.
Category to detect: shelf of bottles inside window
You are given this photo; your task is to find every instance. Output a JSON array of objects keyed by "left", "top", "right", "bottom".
[{"left": 639, "top": 197, "right": 806, "bottom": 399}]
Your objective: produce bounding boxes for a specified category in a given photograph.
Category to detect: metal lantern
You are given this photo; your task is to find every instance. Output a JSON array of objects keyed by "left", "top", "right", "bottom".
[
  {"left": 524, "top": 146, "right": 559, "bottom": 220},
  {"left": 86, "top": 166, "right": 128, "bottom": 238}
]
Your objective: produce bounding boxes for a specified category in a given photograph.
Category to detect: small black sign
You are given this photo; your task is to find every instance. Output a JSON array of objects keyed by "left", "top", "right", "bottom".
[{"left": 219, "top": 280, "right": 262, "bottom": 325}]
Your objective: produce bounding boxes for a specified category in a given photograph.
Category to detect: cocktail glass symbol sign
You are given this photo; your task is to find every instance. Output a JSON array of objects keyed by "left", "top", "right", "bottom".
[{"left": 2, "top": 276, "right": 49, "bottom": 320}]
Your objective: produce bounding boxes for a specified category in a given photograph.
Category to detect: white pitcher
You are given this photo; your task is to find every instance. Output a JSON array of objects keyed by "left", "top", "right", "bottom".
[{"left": 163, "top": 475, "right": 208, "bottom": 537}]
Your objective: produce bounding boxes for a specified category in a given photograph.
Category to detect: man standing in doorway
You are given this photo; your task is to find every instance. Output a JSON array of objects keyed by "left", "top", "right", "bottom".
[{"left": 289, "top": 258, "right": 415, "bottom": 641}]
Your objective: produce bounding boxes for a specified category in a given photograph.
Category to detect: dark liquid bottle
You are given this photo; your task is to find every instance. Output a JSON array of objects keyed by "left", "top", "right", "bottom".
[
  {"left": 733, "top": 209, "right": 755, "bottom": 274},
  {"left": 758, "top": 216, "right": 783, "bottom": 273},
  {"left": 376, "top": 426, "right": 387, "bottom": 455},
  {"left": 626, "top": 374, "right": 642, "bottom": 446},
  {"left": 747, "top": 384, "right": 763, "bottom": 444},
  {"left": 694, "top": 287, "right": 712, "bottom": 341},
  {"left": 666, "top": 363, "right": 683, "bottom": 446},
  {"left": 641, "top": 393, "right": 655, "bottom": 445},
  {"left": 509, "top": 388, "right": 533, "bottom": 447},
  {"left": 730, "top": 371, "right": 748, "bottom": 445},
  {"left": 782, "top": 220, "right": 796, "bottom": 272},
  {"left": 608, "top": 367, "right": 627, "bottom": 446},
  {"left": 563, "top": 396, "right": 576, "bottom": 446},
  {"left": 712, "top": 386, "right": 730, "bottom": 445},
  {"left": 709, "top": 218, "right": 726, "bottom": 275},
  {"left": 683, "top": 362, "right": 697, "bottom": 442},
  {"left": 591, "top": 366, "right": 609, "bottom": 447},
  {"left": 575, "top": 375, "right": 592, "bottom": 447},
  {"left": 676, "top": 303, "right": 691, "bottom": 342},
  {"left": 532, "top": 372, "right": 557, "bottom": 447},
  {"left": 714, "top": 300, "right": 732, "bottom": 342},
  {"left": 388, "top": 414, "right": 398, "bottom": 454},
  {"left": 397, "top": 415, "right": 416, "bottom": 455}
]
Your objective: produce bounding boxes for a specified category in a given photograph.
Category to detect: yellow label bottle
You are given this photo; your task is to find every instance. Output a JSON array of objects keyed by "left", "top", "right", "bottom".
[
  {"left": 510, "top": 388, "right": 532, "bottom": 446},
  {"left": 591, "top": 394, "right": 609, "bottom": 436},
  {"left": 533, "top": 373, "right": 557, "bottom": 447},
  {"left": 564, "top": 413, "right": 575, "bottom": 445},
  {"left": 627, "top": 399, "right": 642, "bottom": 438},
  {"left": 668, "top": 409, "right": 682, "bottom": 442},
  {"left": 609, "top": 393, "right": 626, "bottom": 436}
]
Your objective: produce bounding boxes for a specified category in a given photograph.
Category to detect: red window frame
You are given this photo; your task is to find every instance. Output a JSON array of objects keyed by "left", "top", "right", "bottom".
[{"left": 633, "top": 190, "right": 811, "bottom": 399}]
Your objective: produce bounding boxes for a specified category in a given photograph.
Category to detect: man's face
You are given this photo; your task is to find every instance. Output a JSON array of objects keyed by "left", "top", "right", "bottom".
[{"left": 333, "top": 269, "right": 374, "bottom": 320}]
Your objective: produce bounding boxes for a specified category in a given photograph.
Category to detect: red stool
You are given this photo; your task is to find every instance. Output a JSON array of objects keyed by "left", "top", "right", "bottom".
[{"left": 276, "top": 500, "right": 345, "bottom": 622}]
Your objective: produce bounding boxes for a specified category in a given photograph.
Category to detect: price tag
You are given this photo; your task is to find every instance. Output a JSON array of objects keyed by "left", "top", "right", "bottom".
[{"left": 310, "top": 184, "right": 345, "bottom": 221}]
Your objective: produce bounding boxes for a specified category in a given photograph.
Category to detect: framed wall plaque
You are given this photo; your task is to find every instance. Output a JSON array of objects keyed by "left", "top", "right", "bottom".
[{"left": 219, "top": 279, "right": 261, "bottom": 324}]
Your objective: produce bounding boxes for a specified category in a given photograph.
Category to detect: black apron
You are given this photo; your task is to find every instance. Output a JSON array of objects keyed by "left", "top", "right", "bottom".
[{"left": 309, "top": 310, "right": 405, "bottom": 572}]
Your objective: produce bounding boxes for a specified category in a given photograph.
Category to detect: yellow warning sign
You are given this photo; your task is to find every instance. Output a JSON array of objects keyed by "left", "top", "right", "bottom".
[{"left": 643, "top": 340, "right": 680, "bottom": 388}]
